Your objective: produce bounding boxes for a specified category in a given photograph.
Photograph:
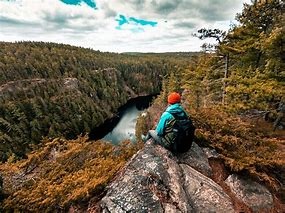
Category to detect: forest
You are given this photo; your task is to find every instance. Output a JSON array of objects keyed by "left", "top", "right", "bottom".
[
  {"left": 0, "top": 0, "right": 284, "bottom": 211},
  {"left": 0, "top": 42, "right": 195, "bottom": 161}
]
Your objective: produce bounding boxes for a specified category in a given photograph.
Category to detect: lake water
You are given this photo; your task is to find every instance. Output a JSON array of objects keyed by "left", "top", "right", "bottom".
[
  {"left": 103, "top": 104, "right": 143, "bottom": 144},
  {"left": 88, "top": 95, "right": 155, "bottom": 144}
]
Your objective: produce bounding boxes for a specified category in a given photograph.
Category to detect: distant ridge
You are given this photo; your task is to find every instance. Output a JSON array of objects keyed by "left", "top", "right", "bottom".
[{"left": 122, "top": 51, "right": 201, "bottom": 56}]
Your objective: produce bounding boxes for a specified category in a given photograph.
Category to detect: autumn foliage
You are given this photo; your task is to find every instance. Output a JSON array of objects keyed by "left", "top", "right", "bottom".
[{"left": 0, "top": 136, "right": 140, "bottom": 212}]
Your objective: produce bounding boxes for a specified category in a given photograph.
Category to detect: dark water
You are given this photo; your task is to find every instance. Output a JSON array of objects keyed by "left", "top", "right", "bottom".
[
  {"left": 89, "top": 95, "right": 155, "bottom": 144},
  {"left": 103, "top": 104, "right": 143, "bottom": 144}
]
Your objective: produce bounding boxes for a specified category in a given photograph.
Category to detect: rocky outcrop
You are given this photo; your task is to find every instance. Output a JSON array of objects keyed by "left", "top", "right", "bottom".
[
  {"left": 181, "top": 164, "right": 234, "bottom": 212},
  {"left": 0, "top": 78, "right": 46, "bottom": 96},
  {"left": 99, "top": 141, "right": 235, "bottom": 212},
  {"left": 225, "top": 174, "right": 273, "bottom": 212},
  {"left": 0, "top": 77, "right": 80, "bottom": 97},
  {"left": 63, "top": 77, "right": 79, "bottom": 90},
  {"left": 176, "top": 142, "right": 213, "bottom": 177},
  {"left": 94, "top": 140, "right": 278, "bottom": 213}
]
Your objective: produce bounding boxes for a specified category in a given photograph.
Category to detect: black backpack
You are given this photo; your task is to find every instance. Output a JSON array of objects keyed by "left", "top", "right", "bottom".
[{"left": 164, "top": 112, "right": 195, "bottom": 153}]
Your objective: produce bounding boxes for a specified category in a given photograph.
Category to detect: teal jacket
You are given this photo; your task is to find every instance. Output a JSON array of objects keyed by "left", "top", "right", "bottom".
[{"left": 155, "top": 103, "right": 188, "bottom": 136}]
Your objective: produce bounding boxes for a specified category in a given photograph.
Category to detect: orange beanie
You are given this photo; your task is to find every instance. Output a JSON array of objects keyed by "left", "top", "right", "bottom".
[{"left": 168, "top": 92, "right": 181, "bottom": 104}]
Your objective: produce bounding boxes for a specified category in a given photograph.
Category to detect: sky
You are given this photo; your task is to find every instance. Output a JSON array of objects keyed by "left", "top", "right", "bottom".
[{"left": 0, "top": 0, "right": 251, "bottom": 53}]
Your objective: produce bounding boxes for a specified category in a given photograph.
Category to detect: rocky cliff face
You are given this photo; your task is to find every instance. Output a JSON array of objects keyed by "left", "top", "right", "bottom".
[{"left": 85, "top": 140, "right": 276, "bottom": 212}]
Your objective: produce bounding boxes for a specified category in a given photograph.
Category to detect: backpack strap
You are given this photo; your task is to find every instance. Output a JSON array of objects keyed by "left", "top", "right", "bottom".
[{"left": 167, "top": 110, "right": 188, "bottom": 121}]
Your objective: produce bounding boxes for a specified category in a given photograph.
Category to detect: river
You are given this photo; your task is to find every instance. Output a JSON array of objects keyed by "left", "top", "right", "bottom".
[
  {"left": 89, "top": 95, "right": 155, "bottom": 144},
  {"left": 103, "top": 104, "right": 143, "bottom": 144}
]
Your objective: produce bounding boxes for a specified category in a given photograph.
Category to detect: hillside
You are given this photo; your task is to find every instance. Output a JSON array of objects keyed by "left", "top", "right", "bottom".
[{"left": 0, "top": 42, "right": 194, "bottom": 161}]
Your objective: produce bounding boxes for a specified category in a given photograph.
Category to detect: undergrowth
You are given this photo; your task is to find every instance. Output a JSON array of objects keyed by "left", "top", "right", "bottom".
[
  {"left": 189, "top": 107, "right": 285, "bottom": 197},
  {"left": 0, "top": 136, "right": 141, "bottom": 212}
]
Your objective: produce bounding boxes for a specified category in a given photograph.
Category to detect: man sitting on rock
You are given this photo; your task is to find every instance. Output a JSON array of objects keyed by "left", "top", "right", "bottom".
[{"left": 142, "top": 92, "right": 194, "bottom": 153}]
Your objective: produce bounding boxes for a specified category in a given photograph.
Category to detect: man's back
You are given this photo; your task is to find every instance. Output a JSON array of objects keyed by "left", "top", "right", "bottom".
[
  {"left": 143, "top": 92, "right": 195, "bottom": 153},
  {"left": 156, "top": 103, "right": 188, "bottom": 136},
  {"left": 163, "top": 108, "right": 195, "bottom": 153}
]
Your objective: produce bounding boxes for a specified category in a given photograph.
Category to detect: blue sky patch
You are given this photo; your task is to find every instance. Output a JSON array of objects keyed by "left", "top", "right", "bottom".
[
  {"left": 116, "top": 15, "right": 129, "bottom": 26},
  {"left": 116, "top": 14, "right": 157, "bottom": 31},
  {"left": 60, "top": 0, "right": 96, "bottom": 9},
  {"left": 129, "top": 17, "right": 157, "bottom": 27}
]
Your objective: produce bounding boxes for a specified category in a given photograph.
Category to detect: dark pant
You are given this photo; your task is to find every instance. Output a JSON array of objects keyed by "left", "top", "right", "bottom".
[
  {"left": 147, "top": 130, "right": 162, "bottom": 144},
  {"left": 146, "top": 130, "right": 172, "bottom": 150}
]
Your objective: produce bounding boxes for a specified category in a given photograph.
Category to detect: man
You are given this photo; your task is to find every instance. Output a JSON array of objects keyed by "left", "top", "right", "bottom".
[{"left": 143, "top": 92, "right": 190, "bottom": 151}]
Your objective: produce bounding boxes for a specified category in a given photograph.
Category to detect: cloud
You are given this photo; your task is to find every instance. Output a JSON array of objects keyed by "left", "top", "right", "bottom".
[
  {"left": 99, "top": 2, "right": 116, "bottom": 18},
  {"left": 174, "top": 21, "right": 196, "bottom": 29},
  {"left": 0, "top": 15, "right": 39, "bottom": 27},
  {"left": 151, "top": 0, "right": 183, "bottom": 15},
  {"left": 0, "top": 0, "right": 105, "bottom": 32},
  {"left": 0, "top": 0, "right": 250, "bottom": 52}
]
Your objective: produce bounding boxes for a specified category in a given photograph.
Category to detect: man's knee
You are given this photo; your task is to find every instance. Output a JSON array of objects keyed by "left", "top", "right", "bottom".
[{"left": 148, "top": 130, "right": 162, "bottom": 144}]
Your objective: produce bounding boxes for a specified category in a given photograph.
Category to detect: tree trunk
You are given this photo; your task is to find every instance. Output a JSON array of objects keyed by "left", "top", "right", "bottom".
[{"left": 222, "top": 54, "right": 229, "bottom": 105}]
